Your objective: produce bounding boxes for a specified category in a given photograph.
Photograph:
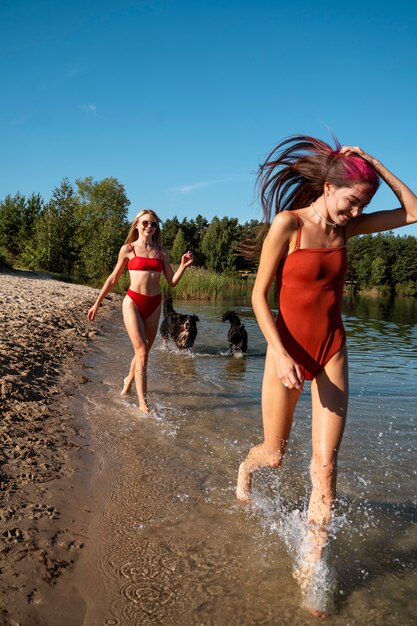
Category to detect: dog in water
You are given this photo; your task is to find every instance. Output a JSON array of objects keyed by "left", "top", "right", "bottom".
[
  {"left": 160, "top": 296, "right": 199, "bottom": 349},
  {"left": 222, "top": 310, "right": 248, "bottom": 354}
]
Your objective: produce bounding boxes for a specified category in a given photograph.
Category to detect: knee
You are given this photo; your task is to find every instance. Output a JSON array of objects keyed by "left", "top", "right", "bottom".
[{"left": 133, "top": 345, "right": 148, "bottom": 368}]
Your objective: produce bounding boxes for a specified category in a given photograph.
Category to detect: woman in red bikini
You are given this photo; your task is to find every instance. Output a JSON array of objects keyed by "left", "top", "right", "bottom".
[
  {"left": 235, "top": 136, "right": 417, "bottom": 616},
  {"left": 87, "top": 209, "right": 193, "bottom": 412}
]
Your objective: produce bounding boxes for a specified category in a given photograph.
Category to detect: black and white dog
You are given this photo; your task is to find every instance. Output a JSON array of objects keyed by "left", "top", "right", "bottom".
[
  {"left": 160, "top": 296, "right": 199, "bottom": 350},
  {"left": 222, "top": 310, "right": 248, "bottom": 354}
]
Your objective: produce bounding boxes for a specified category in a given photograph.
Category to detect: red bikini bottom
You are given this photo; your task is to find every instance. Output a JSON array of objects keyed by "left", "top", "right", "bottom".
[{"left": 126, "top": 290, "right": 162, "bottom": 320}]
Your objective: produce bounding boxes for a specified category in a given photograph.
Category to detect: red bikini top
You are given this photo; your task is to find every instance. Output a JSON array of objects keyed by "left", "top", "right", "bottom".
[{"left": 127, "top": 244, "right": 163, "bottom": 272}]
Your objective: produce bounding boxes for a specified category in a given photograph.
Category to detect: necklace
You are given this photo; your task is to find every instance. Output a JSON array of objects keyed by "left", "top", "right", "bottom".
[
  {"left": 138, "top": 239, "right": 155, "bottom": 247},
  {"left": 311, "top": 203, "right": 337, "bottom": 228}
]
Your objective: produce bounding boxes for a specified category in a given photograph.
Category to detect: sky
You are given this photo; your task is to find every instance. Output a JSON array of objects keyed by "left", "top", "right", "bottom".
[{"left": 1, "top": 0, "right": 417, "bottom": 235}]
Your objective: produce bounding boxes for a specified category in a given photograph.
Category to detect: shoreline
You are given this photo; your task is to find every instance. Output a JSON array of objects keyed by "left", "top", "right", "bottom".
[{"left": 0, "top": 268, "right": 120, "bottom": 625}]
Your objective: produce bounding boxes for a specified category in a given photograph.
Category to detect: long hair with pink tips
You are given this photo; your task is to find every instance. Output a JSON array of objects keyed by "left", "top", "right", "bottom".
[{"left": 258, "top": 134, "right": 380, "bottom": 224}]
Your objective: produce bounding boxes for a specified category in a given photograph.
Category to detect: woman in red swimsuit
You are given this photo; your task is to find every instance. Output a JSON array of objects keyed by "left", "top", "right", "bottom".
[
  {"left": 87, "top": 209, "right": 193, "bottom": 412},
  {"left": 236, "top": 136, "right": 417, "bottom": 616}
]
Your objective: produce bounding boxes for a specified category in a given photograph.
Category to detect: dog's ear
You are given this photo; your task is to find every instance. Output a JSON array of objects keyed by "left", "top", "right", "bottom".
[{"left": 194, "top": 315, "right": 200, "bottom": 321}]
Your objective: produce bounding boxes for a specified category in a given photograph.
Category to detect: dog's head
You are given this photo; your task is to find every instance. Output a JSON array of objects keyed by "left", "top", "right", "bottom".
[
  {"left": 222, "top": 310, "right": 241, "bottom": 326},
  {"left": 175, "top": 314, "right": 199, "bottom": 349}
]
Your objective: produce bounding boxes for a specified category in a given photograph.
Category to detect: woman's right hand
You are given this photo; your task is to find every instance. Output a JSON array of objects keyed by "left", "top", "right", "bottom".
[
  {"left": 276, "top": 351, "right": 304, "bottom": 391},
  {"left": 87, "top": 304, "right": 98, "bottom": 321}
]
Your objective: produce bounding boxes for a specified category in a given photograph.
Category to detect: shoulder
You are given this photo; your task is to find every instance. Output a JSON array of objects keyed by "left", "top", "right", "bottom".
[
  {"left": 119, "top": 243, "right": 132, "bottom": 258},
  {"left": 260, "top": 211, "right": 299, "bottom": 264},
  {"left": 268, "top": 211, "right": 299, "bottom": 239}
]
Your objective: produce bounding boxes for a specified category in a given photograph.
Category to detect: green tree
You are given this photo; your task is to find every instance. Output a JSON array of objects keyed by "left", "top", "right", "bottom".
[
  {"left": 395, "top": 280, "right": 417, "bottom": 296},
  {"left": 170, "top": 228, "right": 188, "bottom": 264},
  {"left": 235, "top": 219, "right": 262, "bottom": 271},
  {"left": 162, "top": 215, "right": 208, "bottom": 266},
  {"left": 32, "top": 179, "right": 79, "bottom": 274},
  {"left": 356, "top": 253, "right": 372, "bottom": 289},
  {"left": 194, "top": 214, "right": 209, "bottom": 242},
  {"left": 180, "top": 214, "right": 208, "bottom": 265},
  {"left": 0, "top": 192, "right": 26, "bottom": 256},
  {"left": 21, "top": 193, "right": 43, "bottom": 239},
  {"left": 347, "top": 234, "right": 372, "bottom": 284},
  {"left": 347, "top": 232, "right": 417, "bottom": 294},
  {"left": 17, "top": 194, "right": 44, "bottom": 268},
  {"left": 201, "top": 216, "right": 239, "bottom": 272},
  {"left": 391, "top": 235, "right": 417, "bottom": 284},
  {"left": 17, "top": 193, "right": 43, "bottom": 264},
  {"left": 161, "top": 216, "right": 180, "bottom": 250},
  {"left": 370, "top": 256, "right": 387, "bottom": 287},
  {"left": 76, "top": 177, "right": 130, "bottom": 278}
]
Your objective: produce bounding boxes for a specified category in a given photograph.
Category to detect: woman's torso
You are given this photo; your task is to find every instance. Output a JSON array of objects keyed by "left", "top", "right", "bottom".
[
  {"left": 127, "top": 242, "right": 164, "bottom": 295},
  {"left": 275, "top": 212, "right": 348, "bottom": 380}
]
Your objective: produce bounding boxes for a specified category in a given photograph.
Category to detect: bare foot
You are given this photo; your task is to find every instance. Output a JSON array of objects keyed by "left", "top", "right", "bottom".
[
  {"left": 236, "top": 462, "right": 252, "bottom": 502},
  {"left": 308, "top": 608, "right": 329, "bottom": 619},
  {"left": 139, "top": 401, "right": 150, "bottom": 413},
  {"left": 293, "top": 563, "right": 311, "bottom": 587},
  {"left": 120, "top": 377, "right": 133, "bottom": 396},
  {"left": 294, "top": 557, "right": 335, "bottom": 619}
]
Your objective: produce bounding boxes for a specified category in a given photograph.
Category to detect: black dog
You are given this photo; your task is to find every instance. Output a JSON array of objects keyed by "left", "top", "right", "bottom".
[
  {"left": 160, "top": 296, "right": 199, "bottom": 349},
  {"left": 222, "top": 310, "right": 248, "bottom": 354}
]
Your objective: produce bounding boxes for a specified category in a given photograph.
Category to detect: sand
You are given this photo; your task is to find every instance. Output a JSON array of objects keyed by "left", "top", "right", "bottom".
[{"left": 0, "top": 267, "right": 120, "bottom": 626}]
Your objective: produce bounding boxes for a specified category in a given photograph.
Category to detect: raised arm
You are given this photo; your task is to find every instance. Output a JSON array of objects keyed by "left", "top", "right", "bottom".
[
  {"left": 87, "top": 245, "right": 129, "bottom": 320},
  {"left": 342, "top": 146, "right": 417, "bottom": 237},
  {"left": 162, "top": 250, "right": 194, "bottom": 287},
  {"left": 252, "top": 212, "right": 304, "bottom": 390}
]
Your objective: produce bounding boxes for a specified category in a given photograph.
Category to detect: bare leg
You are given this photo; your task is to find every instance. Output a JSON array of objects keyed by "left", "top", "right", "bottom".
[
  {"left": 236, "top": 346, "right": 301, "bottom": 501},
  {"left": 121, "top": 356, "right": 136, "bottom": 396},
  {"left": 297, "top": 346, "right": 348, "bottom": 617},
  {"left": 122, "top": 297, "right": 161, "bottom": 412},
  {"left": 138, "top": 307, "right": 160, "bottom": 408},
  {"left": 121, "top": 305, "right": 161, "bottom": 397},
  {"left": 122, "top": 297, "right": 149, "bottom": 411}
]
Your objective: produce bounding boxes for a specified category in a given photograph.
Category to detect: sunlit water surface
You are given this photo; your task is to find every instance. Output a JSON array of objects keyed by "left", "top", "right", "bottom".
[{"left": 76, "top": 296, "right": 417, "bottom": 626}]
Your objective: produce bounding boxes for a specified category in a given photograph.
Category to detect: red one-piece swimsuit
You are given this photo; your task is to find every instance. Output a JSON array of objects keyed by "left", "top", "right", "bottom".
[{"left": 275, "top": 213, "right": 347, "bottom": 381}]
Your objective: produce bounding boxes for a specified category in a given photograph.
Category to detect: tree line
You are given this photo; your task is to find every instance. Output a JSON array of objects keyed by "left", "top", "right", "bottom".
[{"left": 1, "top": 177, "right": 416, "bottom": 296}]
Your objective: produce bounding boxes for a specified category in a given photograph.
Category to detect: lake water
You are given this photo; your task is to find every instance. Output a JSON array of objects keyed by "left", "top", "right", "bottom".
[{"left": 75, "top": 295, "right": 417, "bottom": 625}]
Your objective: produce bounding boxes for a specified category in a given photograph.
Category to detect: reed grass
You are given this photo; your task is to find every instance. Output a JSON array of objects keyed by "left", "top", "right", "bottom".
[
  {"left": 161, "top": 267, "right": 254, "bottom": 300},
  {"left": 108, "top": 267, "right": 253, "bottom": 300}
]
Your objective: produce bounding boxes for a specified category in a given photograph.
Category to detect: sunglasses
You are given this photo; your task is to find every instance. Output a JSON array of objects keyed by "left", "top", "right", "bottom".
[{"left": 140, "top": 220, "right": 158, "bottom": 228}]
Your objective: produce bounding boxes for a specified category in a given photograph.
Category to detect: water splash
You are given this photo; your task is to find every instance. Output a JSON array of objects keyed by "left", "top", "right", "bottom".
[
  {"left": 251, "top": 491, "right": 339, "bottom": 616},
  {"left": 293, "top": 532, "right": 337, "bottom": 616}
]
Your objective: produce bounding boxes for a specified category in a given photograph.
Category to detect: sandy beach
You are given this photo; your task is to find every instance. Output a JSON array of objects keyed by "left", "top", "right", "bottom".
[
  {"left": 0, "top": 267, "right": 120, "bottom": 626},
  {"left": 2, "top": 267, "right": 415, "bottom": 626}
]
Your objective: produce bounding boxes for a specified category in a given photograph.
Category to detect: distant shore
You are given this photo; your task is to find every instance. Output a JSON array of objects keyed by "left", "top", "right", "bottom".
[{"left": 0, "top": 268, "right": 120, "bottom": 625}]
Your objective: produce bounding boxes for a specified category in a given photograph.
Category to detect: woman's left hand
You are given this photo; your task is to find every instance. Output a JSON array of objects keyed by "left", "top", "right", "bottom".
[{"left": 181, "top": 251, "right": 194, "bottom": 267}]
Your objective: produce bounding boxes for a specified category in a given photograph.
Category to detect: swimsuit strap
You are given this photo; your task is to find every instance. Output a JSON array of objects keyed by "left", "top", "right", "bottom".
[
  {"left": 291, "top": 212, "right": 303, "bottom": 249},
  {"left": 128, "top": 243, "right": 136, "bottom": 256}
]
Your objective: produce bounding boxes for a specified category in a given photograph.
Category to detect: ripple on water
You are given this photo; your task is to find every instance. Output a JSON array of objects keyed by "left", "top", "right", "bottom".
[{"left": 80, "top": 300, "right": 417, "bottom": 624}]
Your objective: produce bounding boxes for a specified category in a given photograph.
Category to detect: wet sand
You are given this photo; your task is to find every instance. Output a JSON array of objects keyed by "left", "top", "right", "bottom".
[
  {"left": 0, "top": 268, "right": 120, "bottom": 626},
  {"left": 2, "top": 270, "right": 416, "bottom": 625}
]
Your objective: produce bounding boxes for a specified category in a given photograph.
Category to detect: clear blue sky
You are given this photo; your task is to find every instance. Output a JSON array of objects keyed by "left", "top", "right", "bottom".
[{"left": 1, "top": 0, "right": 417, "bottom": 235}]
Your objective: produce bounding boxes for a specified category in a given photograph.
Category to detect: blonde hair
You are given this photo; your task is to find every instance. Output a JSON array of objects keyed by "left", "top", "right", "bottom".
[{"left": 125, "top": 209, "right": 162, "bottom": 246}]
